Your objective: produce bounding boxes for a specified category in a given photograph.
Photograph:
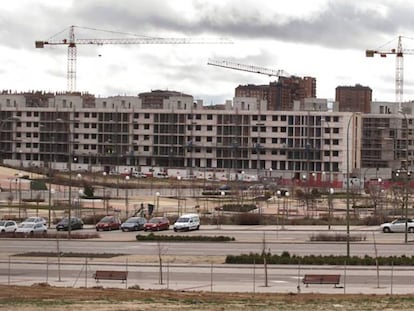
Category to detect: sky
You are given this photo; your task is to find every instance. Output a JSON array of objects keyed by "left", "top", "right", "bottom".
[{"left": 1, "top": 0, "right": 414, "bottom": 104}]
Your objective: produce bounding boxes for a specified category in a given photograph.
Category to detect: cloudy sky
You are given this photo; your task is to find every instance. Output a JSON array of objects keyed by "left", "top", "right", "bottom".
[{"left": 1, "top": 0, "right": 414, "bottom": 104}]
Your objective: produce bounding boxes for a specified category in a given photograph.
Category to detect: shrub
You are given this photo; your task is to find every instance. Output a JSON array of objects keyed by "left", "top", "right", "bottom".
[
  {"left": 224, "top": 252, "right": 414, "bottom": 265},
  {"left": 136, "top": 233, "right": 235, "bottom": 242}
]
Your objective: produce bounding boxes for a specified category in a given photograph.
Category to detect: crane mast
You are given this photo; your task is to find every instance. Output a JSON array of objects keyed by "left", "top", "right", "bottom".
[
  {"left": 207, "top": 59, "right": 289, "bottom": 78},
  {"left": 36, "top": 25, "right": 231, "bottom": 92},
  {"left": 366, "top": 35, "right": 414, "bottom": 110}
]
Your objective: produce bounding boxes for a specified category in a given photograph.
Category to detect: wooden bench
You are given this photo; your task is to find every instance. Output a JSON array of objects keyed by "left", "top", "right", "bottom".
[
  {"left": 93, "top": 270, "right": 128, "bottom": 283},
  {"left": 302, "top": 274, "right": 341, "bottom": 287}
]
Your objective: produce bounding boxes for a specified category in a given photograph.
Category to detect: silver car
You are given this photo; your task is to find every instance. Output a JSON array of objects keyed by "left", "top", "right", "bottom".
[
  {"left": 16, "top": 222, "right": 47, "bottom": 235},
  {"left": 380, "top": 218, "right": 414, "bottom": 233}
]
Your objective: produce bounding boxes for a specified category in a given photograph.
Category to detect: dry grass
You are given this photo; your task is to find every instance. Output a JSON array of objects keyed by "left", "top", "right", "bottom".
[{"left": 0, "top": 284, "right": 414, "bottom": 310}]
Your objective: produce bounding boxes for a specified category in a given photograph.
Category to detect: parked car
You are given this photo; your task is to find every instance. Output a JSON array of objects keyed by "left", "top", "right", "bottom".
[
  {"left": 15, "top": 222, "right": 47, "bottom": 235},
  {"left": 21, "top": 216, "right": 47, "bottom": 226},
  {"left": 132, "top": 171, "right": 147, "bottom": 178},
  {"left": 121, "top": 217, "right": 147, "bottom": 232},
  {"left": 155, "top": 172, "right": 169, "bottom": 179},
  {"left": 380, "top": 218, "right": 414, "bottom": 233},
  {"left": 56, "top": 217, "right": 84, "bottom": 231},
  {"left": 0, "top": 220, "right": 18, "bottom": 233},
  {"left": 144, "top": 217, "right": 170, "bottom": 231},
  {"left": 173, "top": 214, "right": 200, "bottom": 232},
  {"left": 95, "top": 215, "right": 121, "bottom": 231}
]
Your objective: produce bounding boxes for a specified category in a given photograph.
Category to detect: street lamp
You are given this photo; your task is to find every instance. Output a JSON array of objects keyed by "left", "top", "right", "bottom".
[
  {"left": 346, "top": 113, "right": 359, "bottom": 258},
  {"left": 125, "top": 175, "right": 130, "bottom": 218},
  {"left": 328, "top": 187, "right": 334, "bottom": 230},
  {"left": 155, "top": 191, "right": 160, "bottom": 216}
]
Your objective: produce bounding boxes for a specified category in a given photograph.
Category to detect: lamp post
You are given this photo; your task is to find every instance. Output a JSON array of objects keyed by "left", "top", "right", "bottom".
[
  {"left": 125, "top": 175, "right": 130, "bottom": 218},
  {"left": 276, "top": 190, "right": 281, "bottom": 229},
  {"left": 155, "top": 191, "right": 160, "bottom": 216},
  {"left": 399, "top": 110, "right": 410, "bottom": 244},
  {"left": 328, "top": 187, "right": 334, "bottom": 230},
  {"left": 346, "top": 113, "right": 359, "bottom": 258},
  {"left": 284, "top": 191, "right": 290, "bottom": 223}
]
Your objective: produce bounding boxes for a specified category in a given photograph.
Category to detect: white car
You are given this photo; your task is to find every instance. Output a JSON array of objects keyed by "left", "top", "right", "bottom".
[
  {"left": 0, "top": 220, "right": 18, "bottom": 233},
  {"left": 380, "top": 218, "right": 414, "bottom": 233},
  {"left": 16, "top": 222, "right": 47, "bottom": 235},
  {"left": 173, "top": 214, "right": 200, "bottom": 232},
  {"left": 20, "top": 216, "right": 47, "bottom": 226}
]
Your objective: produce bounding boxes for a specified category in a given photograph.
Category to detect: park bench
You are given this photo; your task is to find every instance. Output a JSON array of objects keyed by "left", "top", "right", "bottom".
[
  {"left": 302, "top": 274, "right": 341, "bottom": 287},
  {"left": 93, "top": 270, "right": 128, "bottom": 283}
]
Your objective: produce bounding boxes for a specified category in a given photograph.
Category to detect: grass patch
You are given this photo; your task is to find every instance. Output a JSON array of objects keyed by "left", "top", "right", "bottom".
[
  {"left": 13, "top": 252, "right": 124, "bottom": 258},
  {"left": 136, "top": 233, "right": 235, "bottom": 242},
  {"left": 0, "top": 232, "right": 100, "bottom": 239},
  {"left": 310, "top": 233, "right": 366, "bottom": 242}
]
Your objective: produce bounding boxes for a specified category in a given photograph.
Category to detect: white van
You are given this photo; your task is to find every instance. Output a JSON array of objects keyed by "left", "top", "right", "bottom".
[{"left": 173, "top": 214, "right": 200, "bottom": 232}]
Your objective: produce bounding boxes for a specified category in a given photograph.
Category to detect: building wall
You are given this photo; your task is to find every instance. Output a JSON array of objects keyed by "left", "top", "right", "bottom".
[
  {"left": 1, "top": 90, "right": 411, "bottom": 184},
  {"left": 336, "top": 84, "right": 372, "bottom": 113}
]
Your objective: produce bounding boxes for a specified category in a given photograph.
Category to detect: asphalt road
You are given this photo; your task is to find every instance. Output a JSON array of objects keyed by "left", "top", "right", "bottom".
[
  {"left": 1, "top": 225, "right": 414, "bottom": 257},
  {"left": 1, "top": 226, "right": 414, "bottom": 294}
]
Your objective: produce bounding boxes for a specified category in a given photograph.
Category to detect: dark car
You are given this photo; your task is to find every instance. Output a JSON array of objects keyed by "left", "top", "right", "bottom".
[
  {"left": 121, "top": 217, "right": 147, "bottom": 232},
  {"left": 144, "top": 217, "right": 170, "bottom": 231},
  {"left": 95, "top": 215, "right": 121, "bottom": 231},
  {"left": 56, "top": 217, "right": 84, "bottom": 231}
]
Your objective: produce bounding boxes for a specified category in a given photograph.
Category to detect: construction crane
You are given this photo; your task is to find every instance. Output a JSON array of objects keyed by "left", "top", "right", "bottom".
[
  {"left": 366, "top": 35, "right": 414, "bottom": 109},
  {"left": 207, "top": 58, "right": 290, "bottom": 78},
  {"left": 36, "top": 25, "right": 231, "bottom": 92}
]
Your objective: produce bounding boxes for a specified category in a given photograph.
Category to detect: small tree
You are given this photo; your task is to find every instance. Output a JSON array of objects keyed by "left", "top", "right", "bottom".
[{"left": 82, "top": 182, "right": 94, "bottom": 198}]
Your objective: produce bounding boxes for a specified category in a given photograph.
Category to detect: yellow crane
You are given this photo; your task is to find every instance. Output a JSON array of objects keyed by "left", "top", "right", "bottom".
[{"left": 36, "top": 25, "right": 231, "bottom": 92}]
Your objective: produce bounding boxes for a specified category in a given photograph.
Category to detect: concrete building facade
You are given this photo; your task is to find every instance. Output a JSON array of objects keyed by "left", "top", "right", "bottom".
[{"left": 0, "top": 90, "right": 412, "bottom": 187}]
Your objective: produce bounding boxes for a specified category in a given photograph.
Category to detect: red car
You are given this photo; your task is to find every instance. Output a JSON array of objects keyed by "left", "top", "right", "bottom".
[
  {"left": 144, "top": 217, "right": 170, "bottom": 231},
  {"left": 95, "top": 215, "right": 121, "bottom": 231}
]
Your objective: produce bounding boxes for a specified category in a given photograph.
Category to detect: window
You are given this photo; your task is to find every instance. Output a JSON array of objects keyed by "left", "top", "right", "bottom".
[
  {"left": 196, "top": 125, "right": 201, "bottom": 131},
  {"left": 207, "top": 137, "right": 212, "bottom": 142},
  {"left": 207, "top": 125, "right": 213, "bottom": 131},
  {"left": 196, "top": 114, "right": 201, "bottom": 120},
  {"left": 144, "top": 146, "right": 149, "bottom": 151},
  {"left": 144, "top": 135, "right": 149, "bottom": 140},
  {"left": 281, "top": 115, "right": 287, "bottom": 121},
  {"left": 144, "top": 113, "right": 150, "bottom": 119},
  {"left": 207, "top": 114, "right": 213, "bottom": 120},
  {"left": 144, "top": 124, "right": 150, "bottom": 130},
  {"left": 272, "top": 138, "right": 278, "bottom": 143},
  {"left": 27, "top": 112, "right": 32, "bottom": 117},
  {"left": 85, "top": 112, "right": 90, "bottom": 118},
  {"left": 134, "top": 124, "right": 139, "bottom": 130}
]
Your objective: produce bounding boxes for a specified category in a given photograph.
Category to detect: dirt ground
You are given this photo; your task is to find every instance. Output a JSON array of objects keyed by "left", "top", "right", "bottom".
[{"left": 0, "top": 284, "right": 414, "bottom": 311}]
